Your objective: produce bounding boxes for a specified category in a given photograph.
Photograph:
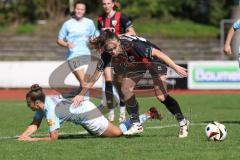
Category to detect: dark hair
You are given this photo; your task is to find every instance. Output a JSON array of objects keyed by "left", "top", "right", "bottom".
[
  {"left": 74, "top": 0, "right": 87, "bottom": 8},
  {"left": 26, "top": 84, "right": 45, "bottom": 103},
  {"left": 113, "top": 0, "right": 121, "bottom": 9},
  {"left": 89, "top": 30, "right": 119, "bottom": 50},
  {"left": 71, "top": 0, "right": 87, "bottom": 17}
]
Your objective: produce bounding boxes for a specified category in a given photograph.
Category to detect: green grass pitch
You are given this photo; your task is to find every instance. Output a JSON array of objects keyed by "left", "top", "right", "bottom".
[{"left": 0, "top": 94, "right": 239, "bottom": 160}]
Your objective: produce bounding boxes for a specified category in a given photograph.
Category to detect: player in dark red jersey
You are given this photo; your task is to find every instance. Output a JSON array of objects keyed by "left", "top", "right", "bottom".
[
  {"left": 98, "top": 0, "right": 135, "bottom": 35},
  {"left": 98, "top": 0, "right": 136, "bottom": 122},
  {"left": 73, "top": 30, "right": 189, "bottom": 138}
]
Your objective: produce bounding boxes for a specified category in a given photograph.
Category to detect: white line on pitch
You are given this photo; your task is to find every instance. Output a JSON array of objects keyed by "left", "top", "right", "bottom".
[{"left": 146, "top": 123, "right": 206, "bottom": 129}]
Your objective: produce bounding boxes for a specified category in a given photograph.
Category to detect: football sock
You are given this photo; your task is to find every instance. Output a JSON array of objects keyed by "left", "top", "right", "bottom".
[
  {"left": 179, "top": 118, "right": 187, "bottom": 127},
  {"left": 105, "top": 81, "right": 114, "bottom": 109},
  {"left": 119, "top": 114, "right": 150, "bottom": 133},
  {"left": 125, "top": 95, "right": 140, "bottom": 123},
  {"left": 161, "top": 95, "right": 185, "bottom": 121},
  {"left": 120, "top": 105, "right": 126, "bottom": 113},
  {"left": 120, "top": 100, "right": 126, "bottom": 107},
  {"left": 139, "top": 113, "right": 150, "bottom": 124}
]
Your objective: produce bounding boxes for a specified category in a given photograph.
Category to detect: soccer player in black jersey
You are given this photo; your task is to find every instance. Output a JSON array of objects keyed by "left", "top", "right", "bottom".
[{"left": 73, "top": 30, "right": 189, "bottom": 138}]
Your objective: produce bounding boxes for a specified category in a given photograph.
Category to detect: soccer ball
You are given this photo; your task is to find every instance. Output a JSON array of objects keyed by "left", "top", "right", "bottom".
[{"left": 205, "top": 122, "right": 227, "bottom": 141}]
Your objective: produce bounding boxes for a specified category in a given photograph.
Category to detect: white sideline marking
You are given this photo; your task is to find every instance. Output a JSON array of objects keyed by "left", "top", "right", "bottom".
[
  {"left": 146, "top": 123, "right": 206, "bottom": 129},
  {"left": 0, "top": 131, "right": 88, "bottom": 140}
]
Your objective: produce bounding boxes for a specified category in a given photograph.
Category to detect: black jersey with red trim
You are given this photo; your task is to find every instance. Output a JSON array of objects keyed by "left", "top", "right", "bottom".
[
  {"left": 98, "top": 12, "right": 133, "bottom": 35},
  {"left": 96, "top": 35, "right": 165, "bottom": 72}
]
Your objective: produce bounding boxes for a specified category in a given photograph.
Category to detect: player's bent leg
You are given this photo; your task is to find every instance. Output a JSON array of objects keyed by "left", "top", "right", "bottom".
[
  {"left": 121, "top": 77, "right": 144, "bottom": 135},
  {"left": 116, "top": 107, "right": 162, "bottom": 136},
  {"left": 153, "top": 75, "right": 189, "bottom": 138},
  {"left": 104, "top": 67, "right": 115, "bottom": 122},
  {"left": 121, "top": 78, "right": 139, "bottom": 121},
  {"left": 113, "top": 78, "right": 126, "bottom": 122},
  {"left": 62, "top": 66, "right": 90, "bottom": 99},
  {"left": 101, "top": 122, "right": 122, "bottom": 137}
]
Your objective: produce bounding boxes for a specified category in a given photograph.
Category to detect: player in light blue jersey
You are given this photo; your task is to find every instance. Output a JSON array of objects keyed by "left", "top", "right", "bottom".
[
  {"left": 57, "top": 1, "right": 96, "bottom": 60},
  {"left": 17, "top": 84, "right": 161, "bottom": 141},
  {"left": 224, "top": 19, "right": 240, "bottom": 66},
  {"left": 57, "top": 0, "right": 98, "bottom": 99}
]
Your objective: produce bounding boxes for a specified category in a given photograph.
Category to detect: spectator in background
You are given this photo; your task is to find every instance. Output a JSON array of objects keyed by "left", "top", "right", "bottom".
[{"left": 98, "top": 0, "right": 136, "bottom": 122}]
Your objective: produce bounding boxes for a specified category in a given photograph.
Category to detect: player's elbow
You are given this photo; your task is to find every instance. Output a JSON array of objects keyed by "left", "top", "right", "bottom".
[
  {"left": 50, "top": 134, "right": 59, "bottom": 141},
  {"left": 49, "top": 131, "right": 59, "bottom": 141}
]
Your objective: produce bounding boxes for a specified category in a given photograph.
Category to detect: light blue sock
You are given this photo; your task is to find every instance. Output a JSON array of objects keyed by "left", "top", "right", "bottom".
[
  {"left": 139, "top": 113, "right": 150, "bottom": 124},
  {"left": 119, "top": 114, "right": 150, "bottom": 133},
  {"left": 119, "top": 119, "right": 132, "bottom": 133}
]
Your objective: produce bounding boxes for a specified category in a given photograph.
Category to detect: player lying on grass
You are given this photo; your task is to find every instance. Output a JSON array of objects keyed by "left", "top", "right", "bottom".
[
  {"left": 17, "top": 84, "right": 161, "bottom": 141},
  {"left": 73, "top": 30, "right": 189, "bottom": 137}
]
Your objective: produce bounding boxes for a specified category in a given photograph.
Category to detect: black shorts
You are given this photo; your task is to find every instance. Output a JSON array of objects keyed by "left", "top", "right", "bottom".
[
  {"left": 116, "top": 62, "right": 167, "bottom": 78},
  {"left": 105, "top": 61, "right": 112, "bottom": 68}
]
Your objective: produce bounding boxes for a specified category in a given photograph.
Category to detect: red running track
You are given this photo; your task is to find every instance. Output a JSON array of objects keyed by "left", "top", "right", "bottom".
[{"left": 0, "top": 89, "right": 239, "bottom": 101}]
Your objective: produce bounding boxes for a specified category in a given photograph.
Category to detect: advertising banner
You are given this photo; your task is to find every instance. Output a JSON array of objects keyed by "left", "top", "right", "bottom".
[{"left": 188, "top": 61, "right": 240, "bottom": 89}]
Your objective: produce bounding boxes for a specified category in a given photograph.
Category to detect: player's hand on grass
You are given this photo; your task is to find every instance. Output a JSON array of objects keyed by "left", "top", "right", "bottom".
[
  {"left": 17, "top": 135, "right": 32, "bottom": 141},
  {"left": 72, "top": 95, "right": 84, "bottom": 107},
  {"left": 224, "top": 44, "right": 232, "bottom": 56},
  {"left": 174, "top": 65, "right": 188, "bottom": 77}
]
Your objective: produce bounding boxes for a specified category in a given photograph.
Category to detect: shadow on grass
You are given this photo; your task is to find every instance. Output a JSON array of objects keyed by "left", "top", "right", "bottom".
[
  {"left": 59, "top": 133, "right": 98, "bottom": 140},
  {"left": 58, "top": 133, "right": 151, "bottom": 140}
]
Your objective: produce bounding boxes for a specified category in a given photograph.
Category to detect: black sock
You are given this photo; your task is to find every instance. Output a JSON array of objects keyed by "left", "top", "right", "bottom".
[
  {"left": 120, "top": 100, "right": 125, "bottom": 107},
  {"left": 105, "top": 81, "right": 113, "bottom": 109},
  {"left": 161, "top": 95, "right": 184, "bottom": 121},
  {"left": 125, "top": 95, "right": 140, "bottom": 123}
]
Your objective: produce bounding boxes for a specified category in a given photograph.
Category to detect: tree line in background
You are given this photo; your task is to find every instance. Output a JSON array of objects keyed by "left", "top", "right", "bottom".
[{"left": 0, "top": 0, "right": 237, "bottom": 26}]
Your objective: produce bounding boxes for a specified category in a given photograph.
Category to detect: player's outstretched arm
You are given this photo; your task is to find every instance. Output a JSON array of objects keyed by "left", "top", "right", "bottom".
[
  {"left": 151, "top": 48, "right": 188, "bottom": 77},
  {"left": 18, "top": 118, "right": 59, "bottom": 141},
  {"left": 73, "top": 69, "right": 103, "bottom": 106},
  {"left": 18, "top": 130, "right": 59, "bottom": 142},
  {"left": 18, "top": 119, "right": 42, "bottom": 141},
  {"left": 224, "top": 26, "right": 235, "bottom": 56}
]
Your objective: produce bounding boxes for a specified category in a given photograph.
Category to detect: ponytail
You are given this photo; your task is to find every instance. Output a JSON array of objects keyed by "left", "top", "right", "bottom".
[
  {"left": 113, "top": 0, "right": 121, "bottom": 9},
  {"left": 26, "top": 84, "right": 45, "bottom": 103},
  {"left": 89, "top": 30, "right": 119, "bottom": 50}
]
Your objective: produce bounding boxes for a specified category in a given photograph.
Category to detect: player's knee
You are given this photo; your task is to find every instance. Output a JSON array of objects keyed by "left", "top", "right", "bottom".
[
  {"left": 81, "top": 81, "right": 87, "bottom": 88},
  {"left": 121, "top": 85, "right": 132, "bottom": 96},
  {"left": 156, "top": 94, "right": 166, "bottom": 102}
]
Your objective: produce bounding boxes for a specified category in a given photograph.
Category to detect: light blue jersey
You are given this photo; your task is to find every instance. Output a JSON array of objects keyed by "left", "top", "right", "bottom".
[
  {"left": 33, "top": 96, "right": 104, "bottom": 133},
  {"left": 233, "top": 20, "right": 240, "bottom": 67},
  {"left": 58, "top": 17, "right": 97, "bottom": 60},
  {"left": 233, "top": 20, "right": 240, "bottom": 30}
]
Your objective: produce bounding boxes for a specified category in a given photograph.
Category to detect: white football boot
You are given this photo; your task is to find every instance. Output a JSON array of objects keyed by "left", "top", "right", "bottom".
[
  {"left": 179, "top": 120, "right": 190, "bottom": 138},
  {"left": 108, "top": 109, "right": 115, "bottom": 122},
  {"left": 123, "top": 122, "right": 143, "bottom": 136}
]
